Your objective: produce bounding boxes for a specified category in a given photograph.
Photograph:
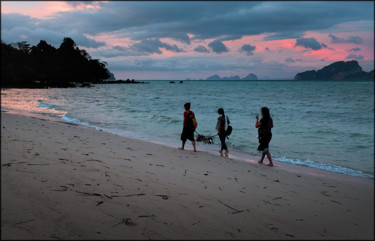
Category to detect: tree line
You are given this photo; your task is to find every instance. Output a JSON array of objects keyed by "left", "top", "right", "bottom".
[{"left": 1, "top": 37, "right": 110, "bottom": 88}]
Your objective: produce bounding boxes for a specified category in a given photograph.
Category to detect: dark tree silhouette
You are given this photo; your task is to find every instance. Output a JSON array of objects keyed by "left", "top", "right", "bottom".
[{"left": 1, "top": 37, "right": 110, "bottom": 88}]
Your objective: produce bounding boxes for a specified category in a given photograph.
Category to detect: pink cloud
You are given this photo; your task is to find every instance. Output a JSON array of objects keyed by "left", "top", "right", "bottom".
[{"left": 1, "top": 2, "right": 101, "bottom": 19}]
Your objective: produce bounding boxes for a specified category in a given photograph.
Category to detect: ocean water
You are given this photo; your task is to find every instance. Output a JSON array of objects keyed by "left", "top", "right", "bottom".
[{"left": 1, "top": 80, "right": 374, "bottom": 179}]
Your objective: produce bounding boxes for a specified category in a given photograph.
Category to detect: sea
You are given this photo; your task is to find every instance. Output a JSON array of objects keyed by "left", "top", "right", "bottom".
[{"left": 1, "top": 80, "right": 374, "bottom": 179}]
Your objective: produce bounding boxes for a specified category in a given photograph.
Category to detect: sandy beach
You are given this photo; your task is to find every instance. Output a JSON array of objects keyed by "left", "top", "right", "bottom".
[{"left": 1, "top": 111, "right": 373, "bottom": 240}]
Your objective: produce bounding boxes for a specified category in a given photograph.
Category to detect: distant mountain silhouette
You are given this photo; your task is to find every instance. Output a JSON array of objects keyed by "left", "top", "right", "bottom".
[
  {"left": 294, "top": 61, "right": 374, "bottom": 81},
  {"left": 206, "top": 72, "right": 258, "bottom": 80}
]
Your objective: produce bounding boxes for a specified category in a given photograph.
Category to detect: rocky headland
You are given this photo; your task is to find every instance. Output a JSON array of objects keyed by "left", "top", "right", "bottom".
[{"left": 294, "top": 61, "right": 374, "bottom": 81}]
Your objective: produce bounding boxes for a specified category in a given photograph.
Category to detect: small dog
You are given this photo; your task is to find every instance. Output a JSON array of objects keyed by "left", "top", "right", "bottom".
[{"left": 196, "top": 134, "right": 214, "bottom": 144}]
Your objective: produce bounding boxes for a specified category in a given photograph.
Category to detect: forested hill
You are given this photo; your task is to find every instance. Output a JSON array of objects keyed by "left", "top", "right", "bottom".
[
  {"left": 1, "top": 38, "right": 110, "bottom": 88},
  {"left": 294, "top": 61, "right": 374, "bottom": 81}
]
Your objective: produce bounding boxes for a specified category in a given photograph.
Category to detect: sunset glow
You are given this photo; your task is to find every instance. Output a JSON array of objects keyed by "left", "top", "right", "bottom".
[{"left": 1, "top": 1, "right": 373, "bottom": 80}]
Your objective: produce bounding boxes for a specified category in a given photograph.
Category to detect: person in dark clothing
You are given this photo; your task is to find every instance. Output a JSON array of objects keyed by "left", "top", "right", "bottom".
[
  {"left": 255, "top": 107, "right": 274, "bottom": 166},
  {"left": 216, "top": 108, "right": 230, "bottom": 156},
  {"left": 179, "top": 102, "right": 197, "bottom": 152}
]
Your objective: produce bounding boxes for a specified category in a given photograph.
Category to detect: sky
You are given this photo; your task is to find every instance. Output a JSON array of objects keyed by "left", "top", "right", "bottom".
[{"left": 1, "top": 1, "right": 374, "bottom": 80}]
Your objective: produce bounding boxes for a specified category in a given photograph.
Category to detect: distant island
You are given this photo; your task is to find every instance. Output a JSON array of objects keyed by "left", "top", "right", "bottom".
[
  {"left": 205, "top": 73, "right": 258, "bottom": 81},
  {"left": 295, "top": 61, "right": 374, "bottom": 81}
]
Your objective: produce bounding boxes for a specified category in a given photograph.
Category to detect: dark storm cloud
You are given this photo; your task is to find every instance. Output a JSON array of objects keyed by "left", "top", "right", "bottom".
[
  {"left": 108, "top": 55, "right": 261, "bottom": 73},
  {"left": 241, "top": 44, "right": 256, "bottom": 55},
  {"left": 3, "top": 1, "right": 372, "bottom": 46},
  {"left": 1, "top": 13, "right": 105, "bottom": 48},
  {"left": 1, "top": 14, "right": 38, "bottom": 30},
  {"left": 131, "top": 38, "right": 184, "bottom": 54},
  {"left": 349, "top": 48, "right": 361, "bottom": 52},
  {"left": 194, "top": 46, "right": 209, "bottom": 53},
  {"left": 208, "top": 40, "right": 228, "bottom": 54},
  {"left": 346, "top": 54, "right": 364, "bottom": 60},
  {"left": 329, "top": 34, "right": 363, "bottom": 44},
  {"left": 294, "top": 37, "right": 323, "bottom": 50},
  {"left": 285, "top": 57, "right": 302, "bottom": 63},
  {"left": 91, "top": 45, "right": 144, "bottom": 58}
]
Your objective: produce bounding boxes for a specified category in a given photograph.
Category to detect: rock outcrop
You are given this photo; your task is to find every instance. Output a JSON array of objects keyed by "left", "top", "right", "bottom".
[
  {"left": 206, "top": 73, "right": 258, "bottom": 81},
  {"left": 295, "top": 61, "right": 374, "bottom": 81}
]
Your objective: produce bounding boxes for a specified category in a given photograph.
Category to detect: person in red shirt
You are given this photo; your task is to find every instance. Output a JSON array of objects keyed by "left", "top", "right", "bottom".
[{"left": 179, "top": 102, "right": 197, "bottom": 152}]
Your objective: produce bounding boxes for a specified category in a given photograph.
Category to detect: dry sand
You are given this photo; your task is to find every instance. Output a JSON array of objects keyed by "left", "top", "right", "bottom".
[{"left": 1, "top": 111, "right": 374, "bottom": 240}]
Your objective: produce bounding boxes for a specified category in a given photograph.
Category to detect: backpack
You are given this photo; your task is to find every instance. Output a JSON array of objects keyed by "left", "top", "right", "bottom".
[
  {"left": 226, "top": 125, "right": 232, "bottom": 136},
  {"left": 224, "top": 115, "right": 232, "bottom": 136},
  {"left": 187, "top": 111, "right": 198, "bottom": 130}
]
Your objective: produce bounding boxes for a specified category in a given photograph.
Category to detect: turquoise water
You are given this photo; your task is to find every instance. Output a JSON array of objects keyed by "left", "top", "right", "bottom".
[{"left": 1, "top": 80, "right": 374, "bottom": 178}]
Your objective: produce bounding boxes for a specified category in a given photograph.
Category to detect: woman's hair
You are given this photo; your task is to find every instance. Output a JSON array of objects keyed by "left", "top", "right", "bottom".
[
  {"left": 184, "top": 102, "right": 191, "bottom": 110},
  {"left": 217, "top": 108, "right": 224, "bottom": 115},
  {"left": 261, "top": 107, "right": 270, "bottom": 120}
]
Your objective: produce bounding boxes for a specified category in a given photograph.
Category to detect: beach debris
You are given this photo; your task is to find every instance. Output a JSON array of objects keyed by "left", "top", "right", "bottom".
[
  {"left": 52, "top": 186, "right": 69, "bottom": 191},
  {"left": 273, "top": 179, "right": 280, "bottom": 182},
  {"left": 2, "top": 163, "right": 12, "bottom": 167},
  {"left": 75, "top": 190, "right": 103, "bottom": 197},
  {"left": 192, "top": 221, "right": 201, "bottom": 226},
  {"left": 111, "top": 193, "right": 145, "bottom": 198},
  {"left": 86, "top": 159, "right": 103, "bottom": 163},
  {"left": 96, "top": 201, "right": 104, "bottom": 206},
  {"left": 156, "top": 194, "right": 169, "bottom": 200},
  {"left": 331, "top": 200, "right": 343, "bottom": 205},
  {"left": 285, "top": 234, "right": 295, "bottom": 237},
  {"left": 27, "top": 163, "right": 50, "bottom": 166},
  {"left": 270, "top": 226, "right": 279, "bottom": 232},
  {"left": 320, "top": 191, "right": 331, "bottom": 197},
  {"left": 263, "top": 200, "right": 271, "bottom": 204},
  {"left": 104, "top": 194, "right": 112, "bottom": 199},
  {"left": 112, "top": 218, "right": 137, "bottom": 227},
  {"left": 15, "top": 219, "right": 36, "bottom": 225},
  {"left": 217, "top": 199, "right": 245, "bottom": 214},
  {"left": 50, "top": 235, "right": 62, "bottom": 240},
  {"left": 272, "top": 197, "right": 282, "bottom": 200},
  {"left": 138, "top": 215, "right": 156, "bottom": 218}
]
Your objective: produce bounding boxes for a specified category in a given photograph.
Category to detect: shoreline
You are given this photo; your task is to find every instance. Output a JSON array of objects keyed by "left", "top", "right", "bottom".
[
  {"left": 1, "top": 111, "right": 374, "bottom": 239},
  {"left": 3, "top": 108, "right": 372, "bottom": 181}
]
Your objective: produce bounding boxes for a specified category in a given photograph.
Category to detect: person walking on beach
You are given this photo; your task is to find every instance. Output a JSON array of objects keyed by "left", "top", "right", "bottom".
[
  {"left": 179, "top": 102, "right": 197, "bottom": 152},
  {"left": 216, "top": 108, "right": 230, "bottom": 156},
  {"left": 255, "top": 107, "right": 274, "bottom": 166}
]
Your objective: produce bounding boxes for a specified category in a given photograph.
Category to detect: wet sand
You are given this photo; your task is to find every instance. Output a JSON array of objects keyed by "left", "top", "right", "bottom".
[{"left": 1, "top": 111, "right": 373, "bottom": 239}]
